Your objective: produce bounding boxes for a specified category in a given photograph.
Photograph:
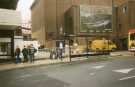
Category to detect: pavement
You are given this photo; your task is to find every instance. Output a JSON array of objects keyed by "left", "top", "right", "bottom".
[
  {"left": 0, "top": 57, "right": 88, "bottom": 71},
  {"left": 0, "top": 56, "right": 135, "bottom": 87},
  {"left": 110, "top": 51, "right": 135, "bottom": 56},
  {"left": 0, "top": 51, "right": 134, "bottom": 72}
]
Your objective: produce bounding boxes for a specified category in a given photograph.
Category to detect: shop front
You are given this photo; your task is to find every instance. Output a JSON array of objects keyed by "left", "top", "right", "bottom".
[{"left": 0, "top": 29, "right": 14, "bottom": 59}]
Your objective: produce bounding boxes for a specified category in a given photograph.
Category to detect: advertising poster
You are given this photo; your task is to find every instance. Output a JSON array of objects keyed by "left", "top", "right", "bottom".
[{"left": 80, "top": 5, "right": 112, "bottom": 33}]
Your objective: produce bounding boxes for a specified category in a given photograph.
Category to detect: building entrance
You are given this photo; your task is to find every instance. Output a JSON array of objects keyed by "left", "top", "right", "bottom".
[
  {"left": 0, "top": 42, "right": 11, "bottom": 56},
  {"left": 0, "top": 38, "right": 11, "bottom": 58}
]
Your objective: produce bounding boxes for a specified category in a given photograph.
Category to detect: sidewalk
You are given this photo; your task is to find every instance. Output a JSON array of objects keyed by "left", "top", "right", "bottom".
[
  {"left": 110, "top": 51, "right": 135, "bottom": 56},
  {"left": 0, "top": 57, "right": 87, "bottom": 71},
  {"left": 0, "top": 51, "right": 134, "bottom": 71}
]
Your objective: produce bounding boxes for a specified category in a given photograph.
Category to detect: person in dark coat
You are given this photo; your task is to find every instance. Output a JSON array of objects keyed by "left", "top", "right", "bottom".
[
  {"left": 28, "top": 44, "right": 37, "bottom": 63},
  {"left": 15, "top": 46, "right": 21, "bottom": 64},
  {"left": 22, "top": 45, "right": 28, "bottom": 63}
]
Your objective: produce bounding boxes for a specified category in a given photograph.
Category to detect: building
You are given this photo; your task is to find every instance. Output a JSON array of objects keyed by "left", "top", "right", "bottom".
[
  {"left": 21, "top": 22, "right": 32, "bottom": 40},
  {"left": 31, "top": 0, "right": 130, "bottom": 48},
  {"left": 0, "top": 0, "right": 21, "bottom": 59},
  {"left": 0, "top": 0, "right": 18, "bottom": 10},
  {"left": 65, "top": 5, "right": 114, "bottom": 45},
  {"left": 115, "top": 0, "right": 135, "bottom": 49}
]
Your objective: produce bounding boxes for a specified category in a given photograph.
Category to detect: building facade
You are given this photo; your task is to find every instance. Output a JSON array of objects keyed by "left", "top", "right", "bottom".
[
  {"left": 0, "top": 0, "right": 20, "bottom": 59},
  {"left": 31, "top": 0, "right": 130, "bottom": 48},
  {"left": 114, "top": 0, "right": 135, "bottom": 49}
]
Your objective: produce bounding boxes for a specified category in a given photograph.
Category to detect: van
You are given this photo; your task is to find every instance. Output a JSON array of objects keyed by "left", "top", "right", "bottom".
[{"left": 90, "top": 40, "right": 117, "bottom": 52}]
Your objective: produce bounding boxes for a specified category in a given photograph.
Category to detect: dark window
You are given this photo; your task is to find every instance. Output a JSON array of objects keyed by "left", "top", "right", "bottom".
[{"left": 130, "top": 33, "right": 135, "bottom": 40}]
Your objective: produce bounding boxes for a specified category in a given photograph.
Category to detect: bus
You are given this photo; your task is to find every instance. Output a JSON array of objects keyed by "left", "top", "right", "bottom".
[{"left": 128, "top": 29, "right": 135, "bottom": 52}]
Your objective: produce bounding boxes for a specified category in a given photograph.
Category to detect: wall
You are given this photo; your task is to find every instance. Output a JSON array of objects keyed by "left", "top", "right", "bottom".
[{"left": 0, "top": 8, "right": 21, "bottom": 26}]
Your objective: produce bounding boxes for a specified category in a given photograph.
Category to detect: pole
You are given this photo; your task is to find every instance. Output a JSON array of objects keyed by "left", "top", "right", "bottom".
[
  {"left": 86, "top": 36, "right": 89, "bottom": 58},
  {"left": 108, "top": 36, "right": 110, "bottom": 54},
  {"left": 69, "top": 39, "right": 71, "bottom": 62}
]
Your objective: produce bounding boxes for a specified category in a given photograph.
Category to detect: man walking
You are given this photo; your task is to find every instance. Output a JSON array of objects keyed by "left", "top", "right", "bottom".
[
  {"left": 28, "top": 44, "right": 37, "bottom": 63},
  {"left": 22, "top": 45, "right": 28, "bottom": 63}
]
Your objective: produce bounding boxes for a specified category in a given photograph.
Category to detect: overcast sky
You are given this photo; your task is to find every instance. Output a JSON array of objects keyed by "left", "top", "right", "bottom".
[{"left": 17, "top": 0, "right": 34, "bottom": 23}]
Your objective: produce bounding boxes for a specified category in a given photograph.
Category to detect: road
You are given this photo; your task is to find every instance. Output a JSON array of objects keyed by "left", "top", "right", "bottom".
[{"left": 0, "top": 56, "right": 135, "bottom": 87}]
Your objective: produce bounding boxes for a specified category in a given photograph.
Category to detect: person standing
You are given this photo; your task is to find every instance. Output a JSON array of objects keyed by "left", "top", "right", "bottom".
[
  {"left": 28, "top": 44, "right": 37, "bottom": 63},
  {"left": 22, "top": 45, "right": 28, "bottom": 63},
  {"left": 15, "top": 46, "right": 21, "bottom": 64},
  {"left": 59, "top": 42, "right": 64, "bottom": 61}
]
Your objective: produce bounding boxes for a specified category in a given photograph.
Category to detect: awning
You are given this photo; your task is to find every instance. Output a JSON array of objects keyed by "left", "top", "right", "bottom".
[{"left": 0, "top": 25, "right": 19, "bottom": 30}]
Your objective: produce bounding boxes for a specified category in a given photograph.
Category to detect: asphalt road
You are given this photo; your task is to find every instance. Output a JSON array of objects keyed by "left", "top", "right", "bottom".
[{"left": 0, "top": 56, "right": 135, "bottom": 87}]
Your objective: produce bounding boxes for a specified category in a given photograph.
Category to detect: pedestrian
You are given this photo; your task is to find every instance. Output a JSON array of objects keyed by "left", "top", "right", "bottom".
[
  {"left": 15, "top": 46, "right": 21, "bottom": 64},
  {"left": 50, "top": 48, "right": 55, "bottom": 60},
  {"left": 58, "top": 48, "right": 63, "bottom": 61},
  {"left": 58, "top": 42, "right": 64, "bottom": 61},
  {"left": 22, "top": 45, "right": 28, "bottom": 63},
  {"left": 28, "top": 44, "right": 37, "bottom": 63}
]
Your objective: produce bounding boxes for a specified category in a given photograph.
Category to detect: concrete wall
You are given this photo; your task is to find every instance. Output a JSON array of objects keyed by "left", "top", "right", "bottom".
[{"left": 0, "top": 8, "right": 21, "bottom": 26}]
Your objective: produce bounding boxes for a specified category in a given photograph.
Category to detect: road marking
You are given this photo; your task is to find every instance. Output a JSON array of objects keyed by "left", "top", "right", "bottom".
[
  {"left": 113, "top": 68, "right": 134, "bottom": 74},
  {"left": 119, "top": 76, "right": 135, "bottom": 81},
  {"left": 92, "top": 65, "right": 105, "bottom": 69},
  {"left": 89, "top": 73, "right": 95, "bottom": 76},
  {"left": 19, "top": 74, "right": 33, "bottom": 78}
]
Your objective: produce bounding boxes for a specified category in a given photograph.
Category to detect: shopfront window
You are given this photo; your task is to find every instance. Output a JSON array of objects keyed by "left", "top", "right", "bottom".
[{"left": 0, "top": 38, "right": 11, "bottom": 56}]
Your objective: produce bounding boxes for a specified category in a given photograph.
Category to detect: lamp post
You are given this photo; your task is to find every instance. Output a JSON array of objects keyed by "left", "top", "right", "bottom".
[{"left": 86, "top": 32, "right": 89, "bottom": 58}]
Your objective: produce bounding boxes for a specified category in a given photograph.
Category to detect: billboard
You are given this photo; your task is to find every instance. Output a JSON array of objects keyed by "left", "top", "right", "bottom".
[{"left": 80, "top": 5, "right": 112, "bottom": 33}]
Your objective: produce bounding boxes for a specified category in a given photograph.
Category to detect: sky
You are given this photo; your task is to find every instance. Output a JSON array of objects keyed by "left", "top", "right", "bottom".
[{"left": 17, "top": 0, "right": 34, "bottom": 23}]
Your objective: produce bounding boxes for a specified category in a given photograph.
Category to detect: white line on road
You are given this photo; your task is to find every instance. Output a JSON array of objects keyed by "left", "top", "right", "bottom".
[
  {"left": 19, "top": 74, "right": 33, "bottom": 78},
  {"left": 92, "top": 65, "right": 105, "bottom": 69},
  {"left": 113, "top": 68, "right": 134, "bottom": 74},
  {"left": 89, "top": 73, "right": 95, "bottom": 76},
  {"left": 119, "top": 76, "right": 135, "bottom": 81}
]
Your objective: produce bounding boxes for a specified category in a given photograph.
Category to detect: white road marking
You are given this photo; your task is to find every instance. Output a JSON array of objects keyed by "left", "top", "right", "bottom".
[
  {"left": 92, "top": 65, "right": 105, "bottom": 69},
  {"left": 113, "top": 68, "right": 134, "bottom": 74},
  {"left": 19, "top": 74, "right": 33, "bottom": 78},
  {"left": 119, "top": 76, "right": 135, "bottom": 81},
  {"left": 89, "top": 73, "right": 95, "bottom": 76}
]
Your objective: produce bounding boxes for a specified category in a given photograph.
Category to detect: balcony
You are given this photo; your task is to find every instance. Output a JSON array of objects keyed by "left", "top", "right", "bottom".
[{"left": 0, "top": 8, "right": 21, "bottom": 30}]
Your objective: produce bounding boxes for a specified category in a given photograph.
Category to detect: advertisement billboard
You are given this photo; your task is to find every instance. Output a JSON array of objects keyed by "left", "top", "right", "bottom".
[{"left": 80, "top": 5, "right": 112, "bottom": 33}]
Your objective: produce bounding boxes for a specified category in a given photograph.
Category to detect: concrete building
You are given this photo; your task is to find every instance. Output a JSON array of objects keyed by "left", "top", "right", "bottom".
[
  {"left": 0, "top": 0, "right": 18, "bottom": 10},
  {"left": 31, "top": 0, "right": 131, "bottom": 48},
  {"left": 0, "top": 0, "right": 21, "bottom": 59},
  {"left": 31, "top": 0, "right": 110, "bottom": 47},
  {"left": 115, "top": 0, "right": 135, "bottom": 49}
]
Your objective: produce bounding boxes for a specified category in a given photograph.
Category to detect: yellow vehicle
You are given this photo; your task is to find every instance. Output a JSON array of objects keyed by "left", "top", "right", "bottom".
[
  {"left": 128, "top": 29, "right": 135, "bottom": 52},
  {"left": 90, "top": 39, "right": 117, "bottom": 52}
]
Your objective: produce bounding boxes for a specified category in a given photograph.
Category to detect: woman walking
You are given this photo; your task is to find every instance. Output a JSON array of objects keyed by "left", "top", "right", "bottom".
[{"left": 15, "top": 46, "right": 21, "bottom": 64}]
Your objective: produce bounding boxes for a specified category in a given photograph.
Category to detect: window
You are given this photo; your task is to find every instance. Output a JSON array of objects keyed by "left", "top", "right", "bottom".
[
  {"left": 0, "top": 42, "right": 11, "bottom": 55},
  {"left": 130, "top": 33, "right": 135, "bottom": 40},
  {"left": 123, "top": 6, "right": 127, "bottom": 14}
]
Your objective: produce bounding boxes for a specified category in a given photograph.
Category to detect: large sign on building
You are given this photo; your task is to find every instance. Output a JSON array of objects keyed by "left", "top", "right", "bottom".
[{"left": 80, "top": 5, "right": 112, "bottom": 33}]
